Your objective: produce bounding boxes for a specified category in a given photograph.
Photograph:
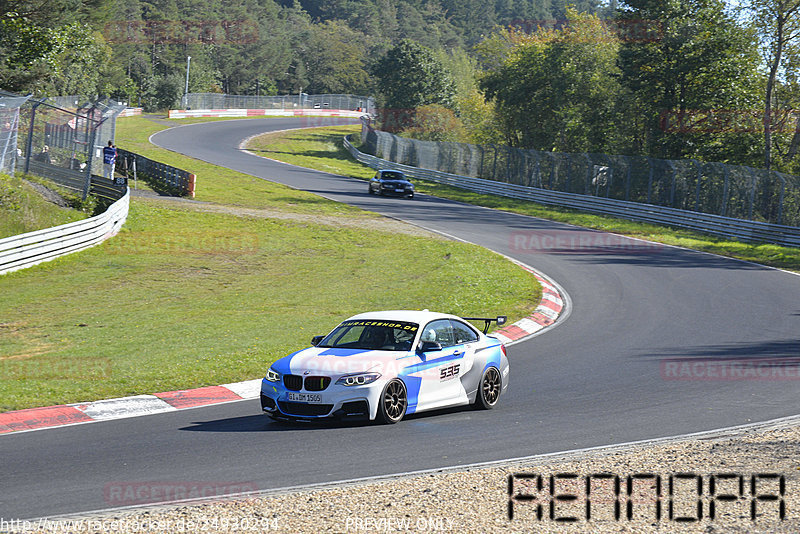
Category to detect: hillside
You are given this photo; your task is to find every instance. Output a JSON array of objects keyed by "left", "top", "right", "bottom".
[{"left": 0, "top": 174, "right": 88, "bottom": 239}]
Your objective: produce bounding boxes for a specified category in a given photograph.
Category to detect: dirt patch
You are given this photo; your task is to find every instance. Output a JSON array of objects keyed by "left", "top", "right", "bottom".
[
  {"left": 24, "top": 180, "right": 70, "bottom": 208},
  {"left": 138, "top": 196, "right": 446, "bottom": 239}
]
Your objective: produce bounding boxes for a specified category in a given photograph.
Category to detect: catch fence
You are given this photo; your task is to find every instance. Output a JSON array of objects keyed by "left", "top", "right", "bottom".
[
  {"left": 182, "top": 93, "right": 374, "bottom": 113},
  {"left": 361, "top": 120, "right": 800, "bottom": 228},
  {"left": 13, "top": 95, "right": 126, "bottom": 199},
  {"left": 0, "top": 93, "right": 30, "bottom": 175}
]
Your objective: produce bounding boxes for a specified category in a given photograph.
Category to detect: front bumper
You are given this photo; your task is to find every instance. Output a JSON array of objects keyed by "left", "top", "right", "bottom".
[
  {"left": 260, "top": 378, "right": 377, "bottom": 421},
  {"left": 380, "top": 186, "right": 414, "bottom": 196}
]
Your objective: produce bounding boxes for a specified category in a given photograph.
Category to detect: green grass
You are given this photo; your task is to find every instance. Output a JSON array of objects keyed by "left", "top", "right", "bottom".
[
  {"left": 0, "top": 121, "right": 542, "bottom": 411},
  {"left": 115, "top": 115, "right": 368, "bottom": 216},
  {"left": 246, "top": 125, "right": 800, "bottom": 272},
  {"left": 0, "top": 173, "right": 88, "bottom": 239}
]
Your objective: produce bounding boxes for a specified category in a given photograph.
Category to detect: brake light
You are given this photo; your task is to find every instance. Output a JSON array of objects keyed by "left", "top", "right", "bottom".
[{"left": 501, "top": 344, "right": 507, "bottom": 357}]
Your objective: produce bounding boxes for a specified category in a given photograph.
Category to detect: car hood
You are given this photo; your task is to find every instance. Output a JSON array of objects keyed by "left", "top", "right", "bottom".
[{"left": 273, "top": 346, "right": 411, "bottom": 377}]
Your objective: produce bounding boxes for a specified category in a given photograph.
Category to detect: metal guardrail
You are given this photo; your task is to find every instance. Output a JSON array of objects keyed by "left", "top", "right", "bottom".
[
  {"left": 0, "top": 189, "right": 130, "bottom": 275},
  {"left": 116, "top": 148, "right": 196, "bottom": 197},
  {"left": 344, "top": 135, "right": 800, "bottom": 247}
]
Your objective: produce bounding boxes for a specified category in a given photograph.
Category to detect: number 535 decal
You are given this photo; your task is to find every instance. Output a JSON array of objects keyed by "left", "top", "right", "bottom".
[{"left": 440, "top": 363, "right": 461, "bottom": 381}]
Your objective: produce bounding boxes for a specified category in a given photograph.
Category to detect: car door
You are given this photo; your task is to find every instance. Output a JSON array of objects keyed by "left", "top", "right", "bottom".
[
  {"left": 413, "top": 319, "right": 469, "bottom": 409},
  {"left": 449, "top": 319, "right": 481, "bottom": 398}
]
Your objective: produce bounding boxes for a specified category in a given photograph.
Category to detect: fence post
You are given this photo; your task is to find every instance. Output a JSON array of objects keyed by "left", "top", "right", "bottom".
[
  {"left": 625, "top": 157, "right": 631, "bottom": 200},
  {"left": 720, "top": 164, "right": 730, "bottom": 216},
  {"left": 776, "top": 171, "right": 785, "bottom": 225},
  {"left": 694, "top": 160, "right": 702, "bottom": 211},
  {"left": 24, "top": 101, "right": 40, "bottom": 174},
  {"left": 748, "top": 167, "right": 757, "bottom": 220},
  {"left": 668, "top": 161, "right": 676, "bottom": 207},
  {"left": 646, "top": 158, "right": 654, "bottom": 204},
  {"left": 492, "top": 145, "right": 498, "bottom": 181},
  {"left": 83, "top": 125, "right": 98, "bottom": 200},
  {"left": 585, "top": 154, "right": 592, "bottom": 195}
]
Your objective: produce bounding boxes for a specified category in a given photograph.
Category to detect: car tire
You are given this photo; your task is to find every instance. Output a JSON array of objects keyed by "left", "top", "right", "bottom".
[
  {"left": 474, "top": 367, "right": 501, "bottom": 410},
  {"left": 368, "top": 186, "right": 374, "bottom": 195},
  {"left": 376, "top": 379, "right": 407, "bottom": 424}
]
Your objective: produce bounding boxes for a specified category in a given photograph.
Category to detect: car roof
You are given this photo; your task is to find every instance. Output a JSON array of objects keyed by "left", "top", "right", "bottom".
[{"left": 344, "top": 310, "right": 467, "bottom": 325}]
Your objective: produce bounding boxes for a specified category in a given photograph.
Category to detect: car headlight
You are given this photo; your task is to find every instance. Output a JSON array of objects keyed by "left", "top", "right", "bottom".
[
  {"left": 335, "top": 372, "right": 381, "bottom": 386},
  {"left": 265, "top": 367, "right": 281, "bottom": 382}
]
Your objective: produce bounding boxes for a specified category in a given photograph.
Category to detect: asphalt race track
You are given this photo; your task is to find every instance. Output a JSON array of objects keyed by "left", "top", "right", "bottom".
[{"left": 2, "top": 118, "right": 800, "bottom": 519}]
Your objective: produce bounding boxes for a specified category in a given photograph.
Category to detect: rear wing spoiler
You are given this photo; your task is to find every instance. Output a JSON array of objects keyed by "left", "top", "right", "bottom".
[{"left": 462, "top": 315, "right": 507, "bottom": 334}]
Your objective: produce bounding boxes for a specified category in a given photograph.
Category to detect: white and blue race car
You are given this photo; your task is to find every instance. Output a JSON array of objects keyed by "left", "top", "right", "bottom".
[{"left": 260, "top": 310, "right": 509, "bottom": 423}]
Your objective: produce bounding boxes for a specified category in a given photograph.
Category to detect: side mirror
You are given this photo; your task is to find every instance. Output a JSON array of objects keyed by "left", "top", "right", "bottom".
[
  {"left": 311, "top": 335, "right": 324, "bottom": 346},
  {"left": 497, "top": 316, "right": 507, "bottom": 326},
  {"left": 418, "top": 341, "right": 442, "bottom": 352}
]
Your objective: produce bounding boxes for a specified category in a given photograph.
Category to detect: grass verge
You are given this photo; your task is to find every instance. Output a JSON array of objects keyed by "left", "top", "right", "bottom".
[
  {"left": 246, "top": 125, "right": 800, "bottom": 272},
  {"left": 0, "top": 173, "right": 88, "bottom": 239}
]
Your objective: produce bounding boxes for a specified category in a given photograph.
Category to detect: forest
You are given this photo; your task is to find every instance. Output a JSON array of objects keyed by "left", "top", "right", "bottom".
[{"left": 4, "top": 0, "right": 800, "bottom": 174}]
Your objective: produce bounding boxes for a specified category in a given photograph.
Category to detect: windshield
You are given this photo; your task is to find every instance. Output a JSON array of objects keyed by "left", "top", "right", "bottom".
[
  {"left": 318, "top": 320, "right": 419, "bottom": 351},
  {"left": 381, "top": 172, "right": 405, "bottom": 181}
]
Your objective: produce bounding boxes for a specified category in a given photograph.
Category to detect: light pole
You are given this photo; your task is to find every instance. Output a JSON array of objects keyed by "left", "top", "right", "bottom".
[{"left": 183, "top": 56, "right": 191, "bottom": 109}]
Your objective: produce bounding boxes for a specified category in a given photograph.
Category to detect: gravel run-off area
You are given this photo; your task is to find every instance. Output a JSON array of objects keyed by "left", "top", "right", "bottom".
[{"left": 16, "top": 416, "right": 800, "bottom": 534}]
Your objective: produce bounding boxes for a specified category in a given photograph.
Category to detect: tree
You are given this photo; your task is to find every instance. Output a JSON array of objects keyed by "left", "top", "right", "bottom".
[
  {"left": 480, "top": 9, "right": 624, "bottom": 152},
  {"left": 400, "top": 104, "right": 466, "bottom": 141},
  {"left": 292, "top": 21, "right": 371, "bottom": 94},
  {"left": 617, "top": 0, "right": 763, "bottom": 162},
  {"left": 373, "top": 39, "right": 456, "bottom": 110},
  {"left": 748, "top": 0, "right": 800, "bottom": 169}
]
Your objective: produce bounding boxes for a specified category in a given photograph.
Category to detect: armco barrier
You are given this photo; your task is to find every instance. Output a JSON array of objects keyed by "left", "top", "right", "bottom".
[
  {"left": 0, "top": 188, "right": 130, "bottom": 275},
  {"left": 116, "top": 148, "right": 195, "bottom": 197},
  {"left": 344, "top": 135, "right": 800, "bottom": 247}
]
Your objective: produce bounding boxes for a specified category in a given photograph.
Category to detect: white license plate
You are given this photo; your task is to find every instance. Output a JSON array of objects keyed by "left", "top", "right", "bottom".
[
  {"left": 286, "top": 392, "right": 322, "bottom": 403},
  {"left": 395, "top": 188, "right": 405, "bottom": 193}
]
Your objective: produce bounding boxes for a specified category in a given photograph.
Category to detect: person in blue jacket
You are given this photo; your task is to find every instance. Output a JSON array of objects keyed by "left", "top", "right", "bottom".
[{"left": 103, "top": 140, "right": 117, "bottom": 180}]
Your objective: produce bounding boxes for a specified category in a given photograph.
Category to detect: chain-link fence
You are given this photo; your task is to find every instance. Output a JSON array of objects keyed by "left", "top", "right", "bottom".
[
  {"left": 0, "top": 93, "right": 30, "bottom": 175},
  {"left": 12, "top": 94, "right": 126, "bottom": 199},
  {"left": 182, "top": 93, "right": 375, "bottom": 113},
  {"left": 362, "top": 120, "right": 800, "bottom": 227}
]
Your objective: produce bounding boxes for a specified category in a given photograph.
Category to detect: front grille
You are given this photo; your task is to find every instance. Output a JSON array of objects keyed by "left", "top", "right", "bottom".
[
  {"left": 304, "top": 376, "right": 331, "bottom": 391},
  {"left": 283, "top": 374, "right": 303, "bottom": 391},
  {"left": 278, "top": 401, "right": 333, "bottom": 417}
]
